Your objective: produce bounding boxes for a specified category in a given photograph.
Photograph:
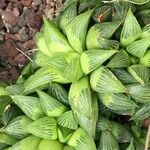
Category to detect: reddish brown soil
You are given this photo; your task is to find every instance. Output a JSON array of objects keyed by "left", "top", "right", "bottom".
[{"left": 0, "top": 0, "right": 62, "bottom": 83}]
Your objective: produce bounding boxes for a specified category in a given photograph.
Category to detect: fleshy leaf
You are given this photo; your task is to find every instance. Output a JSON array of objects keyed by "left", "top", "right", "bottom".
[
  {"left": 80, "top": 49, "right": 117, "bottom": 74},
  {"left": 127, "top": 0, "right": 149, "bottom": 5},
  {"left": 97, "top": 93, "right": 138, "bottom": 111},
  {"left": 48, "top": 83, "right": 69, "bottom": 105},
  {"left": 36, "top": 32, "right": 52, "bottom": 57},
  {"left": 92, "top": 5, "right": 112, "bottom": 23},
  {"left": 38, "top": 139, "right": 63, "bottom": 150},
  {"left": 37, "top": 90, "right": 68, "bottom": 117},
  {"left": 63, "top": 146, "right": 75, "bottom": 150},
  {"left": 0, "top": 86, "right": 10, "bottom": 96},
  {"left": 2, "top": 105, "right": 23, "bottom": 126},
  {"left": 73, "top": 93, "right": 98, "bottom": 138},
  {"left": 131, "top": 103, "right": 150, "bottom": 121},
  {"left": 127, "top": 83, "right": 150, "bottom": 103},
  {"left": 0, "top": 133, "right": 18, "bottom": 149},
  {"left": 111, "top": 121, "right": 133, "bottom": 143},
  {"left": 0, "top": 96, "right": 12, "bottom": 114},
  {"left": 86, "top": 21, "right": 121, "bottom": 49},
  {"left": 126, "top": 140, "right": 135, "bottom": 150},
  {"left": 98, "top": 130, "right": 119, "bottom": 150},
  {"left": 68, "top": 128, "right": 96, "bottom": 150},
  {"left": 57, "top": 126, "right": 74, "bottom": 143},
  {"left": 9, "top": 135, "right": 41, "bottom": 150},
  {"left": 142, "top": 23, "right": 150, "bottom": 38},
  {"left": 113, "top": 1, "right": 134, "bottom": 20},
  {"left": 69, "top": 77, "right": 92, "bottom": 117},
  {"left": 59, "top": 1, "right": 77, "bottom": 34},
  {"left": 90, "top": 66, "right": 127, "bottom": 93},
  {"left": 34, "top": 52, "right": 68, "bottom": 70},
  {"left": 24, "top": 117, "right": 57, "bottom": 139},
  {"left": 63, "top": 54, "right": 84, "bottom": 82},
  {"left": 96, "top": 116, "right": 111, "bottom": 132},
  {"left": 11, "top": 95, "right": 45, "bottom": 120},
  {"left": 66, "top": 10, "right": 93, "bottom": 53},
  {"left": 128, "top": 64, "right": 150, "bottom": 85},
  {"left": 6, "top": 84, "right": 24, "bottom": 95},
  {"left": 1, "top": 116, "right": 32, "bottom": 139},
  {"left": 57, "top": 111, "right": 78, "bottom": 130},
  {"left": 69, "top": 77, "right": 96, "bottom": 137},
  {"left": 140, "top": 50, "right": 150, "bottom": 67},
  {"left": 24, "top": 66, "right": 69, "bottom": 94},
  {"left": 43, "top": 17, "right": 73, "bottom": 54},
  {"left": 120, "top": 9, "right": 142, "bottom": 47},
  {"left": 111, "top": 69, "right": 137, "bottom": 84},
  {"left": 126, "top": 37, "right": 150, "bottom": 58},
  {"left": 16, "top": 62, "right": 33, "bottom": 84},
  {"left": 107, "top": 50, "right": 130, "bottom": 68}
]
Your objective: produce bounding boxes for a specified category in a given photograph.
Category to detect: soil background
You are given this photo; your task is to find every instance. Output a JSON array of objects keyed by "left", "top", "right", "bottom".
[{"left": 0, "top": 0, "right": 63, "bottom": 83}]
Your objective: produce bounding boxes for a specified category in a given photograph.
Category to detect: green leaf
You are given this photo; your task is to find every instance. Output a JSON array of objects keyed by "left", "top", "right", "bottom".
[
  {"left": 140, "top": 49, "right": 150, "bottom": 67},
  {"left": 86, "top": 21, "right": 121, "bottom": 49},
  {"left": 131, "top": 103, "right": 150, "bottom": 121},
  {"left": 73, "top": 93, "right": 98, "bottom": 138},
  {"left": 16, "top": 62, "right": 33, "bottom": 84},
  {"left": 66, "top": 10, "right": 93, "bottom": 53},
  {"left": 111, "top": 121, "right": 132, "bottom": 143},
  {"left": 63, "top": 146, "right": 75, "bottom": 150},
  {"left": 0, "top": 133, "right": 18, "bottom": 149},
  {"left": 126, "top": 140, "right": 135, "bottom": 150},
  {"left": 68, "top": 128, "right": 96, "bottom": 150},
  {"left": 9, "top": 135, "right": 41, "bottom": 150},
  {"left": 126, "top": 37, "right": 150, "bottom": 58},
  {"left": 98, "top": 130, "right": 119, "bottom": 150},
  {"left": 48, "top": 83, "right": 69, "bottom": 105},
  {"left": 33, "top": 51, "right": 52, "bottom": 67},
  {"left": 24, "top": 117, "right": 57, "bottom": 139},
  {"left": 24, "top": 66, "right": 69, "bottom": 94},
  {"left": 43, "top": 18, "right": 73, "bottom": 54},
  {"left": 34, "top": 52, "right": 68, "bottom": 70},
  {"left": 0, "top": 96, "right": 12, "bottom": 114},
  {"left": 11, "top": 95, "right": 45, "bottom": 120},
  {"left": 6, "top": 84, "right": 24, "bottom": 95},
  {"left": 131, "top": 125, "right": 141, "bottom": 139},
  {"left": 97, "top": 116, "right": 112, "bottom": 131},
  {"left": 107, "top": 50, "right": 130, "bottom": 68},
  {"left": 57, "top": 111, "right": 78, "bottom": 130},
  {"left": 142, "top": 23, "right": 150, "bottom": 38},
  {"left": 57, "top": 126, "right": 74, "bottom": 143},
  {"left": 127, "top": 83, "right": 150, "bottom": 103},
  {"left": 92, "top": 5, "right": 112, "bottom": 23},
  {"left": 69, "top": 77, "right": 97, "bottom": 137},
  {"left": 1, "top": 116, "right": 32, "bottom": 139},
  {"left": 36, "top": 32, "right": 52, "bottom": 57},
  {"left": 60, "top": 0, "right": 77, "bottom": 12},
  {"left": 120, "top": 9, "right": 142, "bottom": 47},
  {"left": 37, "top": 90, "right": 68, "bottom": 117},
  {"left": 2, "top": 105, "right": 23, "bottom": 126},
  {"left": 113, "top": 1, "right": 134, "bottom": 20},
  {"left": 80, "top": 49, "right": 117, "bottom": 74},
  {"left": 127, "top": 0, "right": 149, "bottom": 5},
  {"left": 111, "top": 69, "right": 137, "bottom": 84},
  {"left": 0, "top": 86, "right": 9, "bottom": 96},
  {"left": 63, "top": 54, "right": 84, "bottom": 82},
  {"left": 97, "top": 93, "right": 138, "bottom": 111},
  {"left": 38, "top": 139, "right": 63, "bottom": 150},
  {"left": 59, "top": 1, "right": 77, "bottom": 34},
  {"left": 90, "top": 66, "right": 127, "bottom": 93},
  {"left": 69, "top": 77, "right": 92, "bottom": 117},
  {"left": 128, "top": 64, "right": 150, "bottom": 85}
]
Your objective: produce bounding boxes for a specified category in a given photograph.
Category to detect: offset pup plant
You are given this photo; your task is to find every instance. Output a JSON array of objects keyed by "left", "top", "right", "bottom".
[{"left": 0, "top": 0, "right": 150, "bottom": 149}]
